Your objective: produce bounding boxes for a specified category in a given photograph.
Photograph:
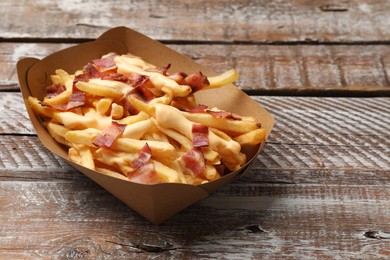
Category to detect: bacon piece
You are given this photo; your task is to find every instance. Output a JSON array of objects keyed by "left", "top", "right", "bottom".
[
  {"left": 93, "top": 54, "right": 118, "bottom": 72},
  {"left": 127, "top": 163, "right": 159, "bottom": 184},
  {"left": 161, "top": 64, "right": 171, "bottom": 76},
  {"left": 192, "top": 123, "right": 209, "bottom": 147},
  {"left": 127, "top": 74, "right": 148, "bottom": 87},
  {"left": 101, "top": 73, "right": 129, "bottom": 83},
  {"left": 92, "top": 121, "right": 126, "bottom": 148},
  {"left": 206, "top": 110, "right": 242, "bottom": 121},
  {"left": 185, "top": 104, "right": 208, "bottom": 113},
  {"left": 179, "top": 147, "right": 205, "bottom": 177},
  {"left": 168, "top": 72, "right": 188, "bottom": 85},
  {"left": 73, "top": 63, "right": 102, "bottom": 84},
  {"left": 131, "top": 77, "right": 155, "bottom": 102},
  {"left": 66, "top": 86, "right": 86, "bottom": 110},
  {"left": 184, "top": 71, "right": 209, "bottom": 92},
  {"left": 46, "top": 83, "right": 65, "bottom": 98},
  {"left": 131, "top": 143, "right": 152, "bottom": 169},
  {"left": 40, "top": 86, "right": 85, "bottom": 111},
  {"left": 120, "top": 74, "right": 155, "bottom": 115}
]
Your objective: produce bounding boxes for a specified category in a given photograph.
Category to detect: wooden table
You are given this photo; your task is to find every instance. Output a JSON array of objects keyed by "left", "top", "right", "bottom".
[{"left": 1, "top": 1, "right": 389, "bottom": 259}]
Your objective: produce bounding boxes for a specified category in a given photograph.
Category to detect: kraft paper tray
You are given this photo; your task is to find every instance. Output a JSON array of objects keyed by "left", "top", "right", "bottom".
[{"left": 17, "top": 26, "right": 274, "bottom": 224}]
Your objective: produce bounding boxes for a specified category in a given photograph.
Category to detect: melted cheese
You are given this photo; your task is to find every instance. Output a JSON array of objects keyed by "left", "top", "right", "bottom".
[
  {"left": 154, "top": 104, "right": 241, "bottom": 156},
  {"left": 115, "top": 56, "right": 191, "bottom": 97},
  {"left": 122, "top": 119, "right": 153, "bottom": 139},
  {"left": 88, "top": 78, "right": 133, "bottom": 95}
]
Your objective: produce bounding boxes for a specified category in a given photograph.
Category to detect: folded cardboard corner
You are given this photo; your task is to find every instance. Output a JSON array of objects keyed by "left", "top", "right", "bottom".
[{"left": 17, "top": 26, "right": 274, "bottom": 224}]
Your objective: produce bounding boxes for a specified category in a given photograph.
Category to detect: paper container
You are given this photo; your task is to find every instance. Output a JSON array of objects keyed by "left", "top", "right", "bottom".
[{"left": 17, "top": 27, "right": 274, "bottom": 224}]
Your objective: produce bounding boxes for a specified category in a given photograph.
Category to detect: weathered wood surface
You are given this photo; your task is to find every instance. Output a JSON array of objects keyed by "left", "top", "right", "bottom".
[
  {"left": 0, "top": 181, "right": 389, "bottom": 259},
  {"left": 3, "top": 43, "right": 390, "bottom": 94},
  {"left": 1, "top": 0, "right": 390, "bottom": 43},
  {"left": 0, "top": 93, "right": 389, "bottom": 259}
]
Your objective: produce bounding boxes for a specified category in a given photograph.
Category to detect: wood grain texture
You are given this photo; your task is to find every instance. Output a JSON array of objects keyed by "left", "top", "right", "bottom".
[
  {"left": 0, "top": 181, "right": 389, "bottom": 259},
  {"left": 4, "top": 43, "right": 390, "bottom": 93},
  {"left": 1, "top": 0, "right": 390, "bottom": 43}
]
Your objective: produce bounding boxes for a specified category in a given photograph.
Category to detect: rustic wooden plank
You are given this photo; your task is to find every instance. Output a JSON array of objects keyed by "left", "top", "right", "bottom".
[
  {"left": 1, "top": 93, "right": 389, "bottom": 185},
  {"left": 3, "top": 43, "right": 390, "bottom": 93},
  {"left": 0, "top": 181, "right": 388, "bottom": 259},
  {"left": 1, "top": 135, "right": 389, "bottom": 186},
  {"left": 1, "top": 0, "right": 390, "bottom": 43}
]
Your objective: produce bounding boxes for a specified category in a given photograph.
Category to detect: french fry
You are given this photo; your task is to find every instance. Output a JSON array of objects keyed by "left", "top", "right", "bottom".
[
  {"left": 127, "top": 96, "right": 155, "bottom": 116},
  {"left": 95, "top": 166, "right": 129, "bottom": 181},
  {"left": 65, "top": 128, "right": 101, "bottom": 147},
  {"left": 95, "top": 98, "right": 113, "bottom": 115},
  {"left": 233, "top": 128, "right": 266, "bottom": 146},
  {"left": 43, "top": 90, "right": 71, "bottom": 106},
  {"left": 207, "top": 69, "right": 239, "bottom": 89},
  {"left": 182, "top": 111, "right": 258, "bottom": 135},
  {"left": 110, "top": 103, "right": 124, "bottom": 119},
  {"left": 74, "top": 144, "right": 95, "bottom": 170},
  {"left": 152, "top": 160, "right": 184, "bottom": 183},
  {"left": 122, "top": 119, "right": 154, "bottom": 139},
  {"left": 112, "top": 138, "right": 177, "bottom": 160},
  {"left": 28, "top": 96, "right": 55, "bottom": 118},
  {"left": 46, "top": 121, "right": 72, "bottom": 147},
  {"left": 51, "top": 69, "right": 74, "bottom": 90},
  {"left": 118, "top": 111, "right": 150, "bottom": 125},
  {"left": 75, "top": 81, "right": 123, "bottom": 99}
]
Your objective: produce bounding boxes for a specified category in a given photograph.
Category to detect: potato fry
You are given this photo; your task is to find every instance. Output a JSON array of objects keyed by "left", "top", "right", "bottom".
[
  {"left": 95, "top": 166, "right": 129, "bottom": 181},
  {"left": 74, "top": 144, "right": 95, "bottom": 170},
  {"left": 122, "top": 119, "right": 154, "bottom": 139},
  {"left": 110, "top": 103, "right": 124, "bottom": 119},
  {"left": 233, "top": 128, "right": 266, "bottom": 146},
  {"left": 75, "top": 81, "right": 123, "bottom": 99},
  {"left": 182, "top": 111, "right": 258, "bottom": 135},
  {"left": 127, "top": 96, "right": 155, "bottom": 116},
  {"left": 28, "top": 96, "right": 55, "bottom": 118},
  {"left": 95, "top": 98, "right": 113, "bottom": 115},
  {"left": 152, "top": 160, "right": 184, "bottom": 183},
  {"left": 43, "top": 90, "right": 71, "bottom": 106},
  {"left": 46, "top": 121, "right": 72, "bottom": 147},
  {"left": 206, "top": 68, "right": 239, "bottom": 89},
  {"left": 51, "top": 69, "right": 74, "bottom": 90},
  {"left": 112, "top": 138, "right": 177, "bottom": 160},
  {"left": 118, "top": 111, "right": 150, "bottom": 125},
  {"left": 65, "top": 128, "right": 101, "bottom": 147}
]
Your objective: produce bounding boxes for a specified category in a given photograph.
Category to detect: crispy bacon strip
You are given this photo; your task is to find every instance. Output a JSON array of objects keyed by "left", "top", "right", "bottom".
[
  {"left": 127, "top": 163, "right": 159, "bottom": 184},
  {"left": 168, "top": 72, "right": 188, "bottom": 85},
  {"left": 66, "top": 86, "right": 86, "bottom": 110},
  {"left": 40, "top": 86, "right": 85, "bottom": 111},
  {"left": 93, "top": 54, "right": 118, "bottom": 72},
  {"left": 161, "top": 64, "right": 171, "bottom": 76},
  {"left": 179, "top": 147, "right": 205, "bottom": 177},
  {"left": 131, "top": 143, "right": 152, "bottom": 169},
  {"left": 192, "top": 123, "right": 209, "bottom": 147},
  {"left": 121, "top": 74, "right": 155, "bottom": 114},
  {"left": 46, "top": 83, "right": 65, "bottom": 98},
  {"left": 101, "top": 73, "right": 129, "bottom": 83},
  {"left": 77, "top": 63, "right": 102, "bottom": 82},
  {"left": 184, "top": 71, "right": 209, "bottom": 92},
  {"left": 93, "top": 121, "right": 126, "bottom": 148},
  {"left": 206, "top": 110, "right": 242, "bottom": 120},
  {"left": 185, "top": 104, "right": 208, "bottom": 113}
]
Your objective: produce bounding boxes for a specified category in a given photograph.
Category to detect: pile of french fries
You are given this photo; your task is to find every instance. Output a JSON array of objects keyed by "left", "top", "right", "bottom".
[{"left": 28, "top": 53, "right": 266, "bottom": 185}]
